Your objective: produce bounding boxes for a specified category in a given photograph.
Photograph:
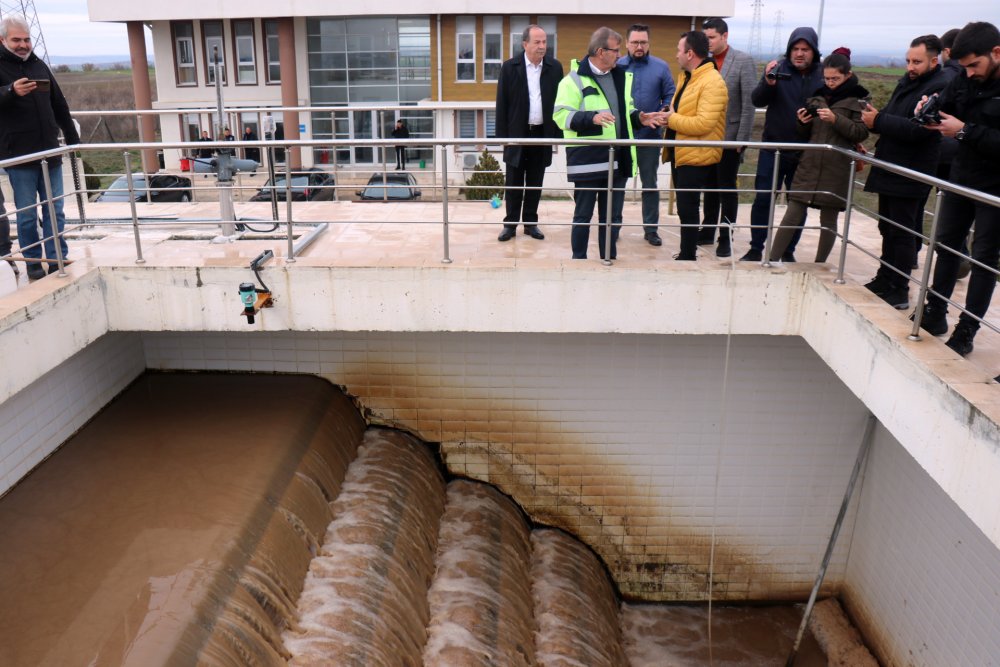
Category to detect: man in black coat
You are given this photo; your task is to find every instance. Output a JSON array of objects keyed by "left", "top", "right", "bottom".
[
  {"left": 495, "top": 25, "right": 563, "bottom": 242},
  {"left": 914, "top": 21, "right": 1000, "bottom": 358},
  {"left": 0, "top": 15, "right": 80, "bottom": 281},
  {"left": 861, "top": 35, "right": 950, "bottom": 310}
]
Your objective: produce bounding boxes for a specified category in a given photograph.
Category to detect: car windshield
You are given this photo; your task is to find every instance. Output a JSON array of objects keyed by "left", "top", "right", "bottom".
[
  {"left": 265, "top": 176, "right": 310, "bottom": 189},
  {"left": 362, "top": 186, "right": 412, "bottom": 199},
  {"left": 108, "top": 176, "right": 148, "bottom": 190}
]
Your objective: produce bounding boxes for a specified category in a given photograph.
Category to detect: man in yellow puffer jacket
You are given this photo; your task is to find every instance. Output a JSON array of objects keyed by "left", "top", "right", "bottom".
[{"left": 662, "top": 31, "right": 728, "bottom": 260}]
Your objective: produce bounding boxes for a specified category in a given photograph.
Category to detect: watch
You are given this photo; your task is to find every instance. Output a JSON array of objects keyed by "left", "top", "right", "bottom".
[{"left": 956, "top": 124, "right": 971, "bottom": 141}]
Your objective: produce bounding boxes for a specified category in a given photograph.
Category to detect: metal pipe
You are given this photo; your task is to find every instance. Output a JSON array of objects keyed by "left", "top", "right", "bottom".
[
  {"left": 70, "top": 152, "right": 87, "bottom": 228},
  {"left": 603, "top": 145, "right": 614, "bottom": 266},
  {"left": 284, "top": 156, "right": 295, "bottom": 262},
  {"left": 762, "top": 149, "right": 781, "bottom": 267},
  {"left": 440, "top": 145, "right": 452, "bottom": 264},
  {"left": 122, "top": 152, "right": 145, "bottom": 264},
  {"left": 785, "top": 412, "right": 876, "bottom": 667},
  {"left": 834, "top": 159, "right": 857, "bottom": 284},
  {"left": 39, "top": 159, "right": 67, "bottom": 276},
  {"left": 291, "top": 223, "right": 329, "bottom": 257},
  {"left": 909, "top": 190, "right": 944, "bottom": 340}
]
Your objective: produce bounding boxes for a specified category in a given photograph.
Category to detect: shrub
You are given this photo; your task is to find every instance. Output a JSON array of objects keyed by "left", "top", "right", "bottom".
[{"left": 462, "top": 150, "right": 505, "bottom": 200}]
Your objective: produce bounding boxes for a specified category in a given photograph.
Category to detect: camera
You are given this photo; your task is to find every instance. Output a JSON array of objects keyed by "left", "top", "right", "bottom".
[
  {"left": 912, "top": 93, "right": 942, "bottom": 126},
  {"left": 766, "top": 69, "right": 792, "bottom": 82},
  {"left": 803, "top": 101, "right": 823, "bottom": 118}
]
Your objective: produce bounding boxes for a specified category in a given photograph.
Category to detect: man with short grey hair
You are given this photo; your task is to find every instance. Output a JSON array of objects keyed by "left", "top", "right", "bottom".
[{"left": 0, "top": 15, "right": 79, "bottom": 281}]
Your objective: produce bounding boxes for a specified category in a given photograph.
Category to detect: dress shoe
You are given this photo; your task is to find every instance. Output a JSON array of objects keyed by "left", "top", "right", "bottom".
[
  {"left": 26, "top": 264, "right": 46, "bottom": 281},
  {"left": 781, "top": 251, "right": 796, "bottom": 263},
  {"left": 716, "top": 242, "right": 731, "bottom": 258},
  {"left": 696, "top": 227, "right": 715, "bottom": 245},
  {"left": 524, "top": 226, "right": 545, "bottom": 240},
  {"left": 644, "top": 232, "right": 662, "bottom": 247},
  {"left": 673, "top": 252, "right": 696, "bottom": 261},
  {"left": 497, "top": 227, "right": 516, "bottom": 242},
  {"left": 739, "top": 249, "right": 762, "bottom": 262}
]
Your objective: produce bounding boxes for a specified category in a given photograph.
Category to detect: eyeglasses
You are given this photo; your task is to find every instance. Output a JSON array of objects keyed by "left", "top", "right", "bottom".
[
  {"left": 601, "top": 46, "right": 621, "bottom": 54},
  {"left": 627, "top": 40, "right": 649, "bottom": 46}
]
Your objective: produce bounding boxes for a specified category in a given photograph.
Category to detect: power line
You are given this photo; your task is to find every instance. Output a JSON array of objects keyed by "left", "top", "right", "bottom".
[{"left": 0, "top": 0, "right": 49, "bottom": 65}]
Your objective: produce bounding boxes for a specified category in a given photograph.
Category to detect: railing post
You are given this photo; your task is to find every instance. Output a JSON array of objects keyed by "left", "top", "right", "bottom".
[
  {"left": 909, "top": 189, "right": 943, "bottom": 340},
  {"left": 123, "top": 152, "right": 145, "bottom": 264},
  {"left": 39, "top": 158, "right": 67, "bottom": 276},
  {"left": 603, "top": 145, "right": 614, "bottom": 266},
  {"left": 762, "top": 149, "right": 781, "bottom": 267},
  {"left": 70, "top": 151, "right": 87, "bottom": 228},
  {"left": 284, "top": 154, "right": 296, "bottom": 262},
  {"left": 834, "top": 158, "right": 857, "bottom": 284},
  {"left": 440, "top": 145, "right": 452, "bottom": 264}
]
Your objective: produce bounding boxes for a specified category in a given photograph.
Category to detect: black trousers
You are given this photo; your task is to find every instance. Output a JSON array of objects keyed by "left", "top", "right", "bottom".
[
  {"left": 395, "top": 146, "right": 406, "bottom": 168},
  {"left": 0, "top": 186, "right": 10, "bottom": 256},
  {"left": 928, "top": 189, "right": 1000, "bottom": 328},
  {"left": 876, "top": 195, "right": 923, "bottom": 289},
  {"left": 503, "top": 127, "right": 547, "bottom": 230},
  {"left": 674, "top": 164, "right": 713, "bottom": 259},
  {"left": 701, "top": 148, "right": 742, "bottom": 243}
]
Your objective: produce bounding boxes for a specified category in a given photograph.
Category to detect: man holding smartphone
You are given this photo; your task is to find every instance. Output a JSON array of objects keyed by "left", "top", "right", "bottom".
[{"left": 0, "top": 15, "right": 80, "bottom": 281}]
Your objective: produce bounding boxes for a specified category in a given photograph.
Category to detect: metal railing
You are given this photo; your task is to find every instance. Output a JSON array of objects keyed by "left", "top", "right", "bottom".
[{"left": 3, "top": 135, "right": 999, "bottom": 346}]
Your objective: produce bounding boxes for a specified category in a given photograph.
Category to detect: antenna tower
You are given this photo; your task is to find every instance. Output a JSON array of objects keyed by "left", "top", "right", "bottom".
[
  {"left": 0, "top": 0, "right": 50, "bottom": 64},
  {"left": 747, "top": 0, "right": 764, "bottom": 62},
  {"left": 771, "top": 10, "right": 784, "bottom": 58}
]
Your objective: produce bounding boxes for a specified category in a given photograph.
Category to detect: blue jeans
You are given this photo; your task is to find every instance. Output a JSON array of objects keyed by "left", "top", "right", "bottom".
[
  {"left": 635, "top": 146, "right": 660, "bottom": 233},
  {"left": 6, "top": 163, "right": 68, "bottom": 265},
  {"left": 749, "top": 149, "right": 804, "bottom": 253},
  {"left": 571, "top": 176, "right": 627, "bottom": 260}
]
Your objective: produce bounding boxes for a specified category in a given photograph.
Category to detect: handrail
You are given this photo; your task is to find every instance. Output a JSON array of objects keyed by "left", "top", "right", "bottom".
[{"left": 3, "top": 136, "right": 1000, "bottom": 352}]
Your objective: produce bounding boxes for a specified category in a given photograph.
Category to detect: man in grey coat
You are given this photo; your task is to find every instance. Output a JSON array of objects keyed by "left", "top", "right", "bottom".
[{"left": 698, "top": 18, "right": 757, "bottom": 258}]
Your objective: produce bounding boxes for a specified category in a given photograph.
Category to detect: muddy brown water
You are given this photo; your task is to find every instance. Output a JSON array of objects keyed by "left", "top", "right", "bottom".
[{"left": 0, "top": 373, "right": 827, "bottom": 666}]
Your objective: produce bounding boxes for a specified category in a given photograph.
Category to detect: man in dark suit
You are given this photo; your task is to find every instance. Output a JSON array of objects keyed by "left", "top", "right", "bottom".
[{"left": 495, "top": 25, "right": 563, "bottom": 242}]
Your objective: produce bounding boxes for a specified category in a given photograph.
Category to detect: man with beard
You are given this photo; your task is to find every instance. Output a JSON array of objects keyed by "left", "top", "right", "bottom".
[
  {"left": 913, "top": 22, "right": 1000, "bottom": 358},
  {"left": 740, "top": 27, "right": 823, "bottom": 263},
  {"left": 618, "top": 23, "right": 675, "bottom": 247},
  {"left": 861, "top": 35, "right": 950, "bottom": 310},
  {"left": 0, "top": 15, "right": 79, "bottom": 281}
]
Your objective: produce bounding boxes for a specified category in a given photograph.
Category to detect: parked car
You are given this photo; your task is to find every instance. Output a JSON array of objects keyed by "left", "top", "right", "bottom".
[
  {"left": 249, "top": 168, "right": 337, "bottom": 202},
  {"left": 95, "top": 174, "right": 193, "bottom": 203},
  {"left": 356, "top": 172, "right": 421, "bottom": 201}
]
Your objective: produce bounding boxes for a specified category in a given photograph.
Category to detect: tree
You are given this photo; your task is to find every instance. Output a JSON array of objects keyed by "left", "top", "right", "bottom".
[
  {"left": 54, "top": 64, "right": 71, "bottom": 73},
  {"left": 81, "top": 63, "right": 96, "bottom": 72},
  {"left": 462, "top": 150, "right": 505, "bottom": 200}
]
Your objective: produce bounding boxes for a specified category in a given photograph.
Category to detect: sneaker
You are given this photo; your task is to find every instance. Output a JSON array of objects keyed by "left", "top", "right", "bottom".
[
  {"left": 26, "top": 263, "right": 46, "bottom": 281},
  {"left": 945, "top": 322, "right": 976, "bottom": 357},
  {"left": 696, "top": 227, "right": 715, "bottom": 245},
  {"left": 782, "top": 251, "right": 796, "bottom": 263},
  {"left": 909, "top": 303, "right": 948, "bottom": 336},
  {"left": 879, "top": 287, "right": 909, "bottom": 310},
  {"left": 864, "top": 275, "right": 890, "bottom": 296},
  {"left": 739, "top": 249, "right": 762, "bottom": 262}
]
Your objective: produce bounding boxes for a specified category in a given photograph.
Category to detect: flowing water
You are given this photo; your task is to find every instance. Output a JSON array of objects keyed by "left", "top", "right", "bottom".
[{"left": 0, "top": 373, "right": 832, "bottom": 666}]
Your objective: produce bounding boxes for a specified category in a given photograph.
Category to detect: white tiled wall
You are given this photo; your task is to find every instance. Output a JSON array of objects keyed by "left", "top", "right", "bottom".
[
  {"left": 143, "top": 330, "right": 870, "bottom": 602},
  {"left": 0, "top": 333, "right": 145, "bottom": 495},
  {"left": 844, "top": 424, "right": 1000, "bottom": 666}
]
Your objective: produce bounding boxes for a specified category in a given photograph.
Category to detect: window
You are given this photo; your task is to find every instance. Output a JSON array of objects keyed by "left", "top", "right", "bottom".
[
  {"left": 510, "top": 16, "right": 529, "bottom": 57},
  {"left": 264, "top": 20, "right": 280, "bottom": 83},
  {"left": 232, "top": 20, "right": 256, "bottom": 84},
  {"left": 483, "top": 17, "right": 502, "bottom": 81},
  {"left": 538, "top": 16, "right": 557, "bottom": 59},
  {"left": 202, "top": 20, "right": 227, "bottom": 85},
  {"left": 457, "top": 110, "right": 476, "bottom": 139},
  {"left": 456, "top": 16, "right": 475, "bottom": 81},
  {"left": 485, "top": 110, "right": 497, "bottom": 139},
  {"left": 171, "top": 21, "right": 196, "bottom": 86}
]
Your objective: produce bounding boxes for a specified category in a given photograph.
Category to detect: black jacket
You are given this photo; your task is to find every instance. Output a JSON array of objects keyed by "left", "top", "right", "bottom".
[
  {"left": 864, "top": 66, "right": 950, "bottom": 199},
  {"left": 494, "top": 53, "right": 563, "bottom": 168},
  {"left": 938, "top": 70, "right": 1000, "bottom": 193},
  {"left": 0, "top": 45, "right": 79, "bottom": 165},
  {"left": 751, "top": 27, "right": 824, "bottom": 145}
]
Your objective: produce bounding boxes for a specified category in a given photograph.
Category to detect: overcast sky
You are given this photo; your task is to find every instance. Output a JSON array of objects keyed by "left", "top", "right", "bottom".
[{"left": 27, "top": 0, "right": 1000, "bottom": 57}]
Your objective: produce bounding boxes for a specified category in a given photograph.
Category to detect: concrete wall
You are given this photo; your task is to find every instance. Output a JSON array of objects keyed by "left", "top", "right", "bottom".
[{"left": 844, "top": 424, "right": 1000, "bottom": 665}]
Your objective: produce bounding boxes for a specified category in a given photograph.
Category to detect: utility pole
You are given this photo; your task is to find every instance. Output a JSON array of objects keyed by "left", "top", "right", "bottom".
[
  {"left": 0, "top": 0, "right": 49, "bottom": 64},
  {"left": 771, "top": 10, "right": 784, "bottom": 59}
]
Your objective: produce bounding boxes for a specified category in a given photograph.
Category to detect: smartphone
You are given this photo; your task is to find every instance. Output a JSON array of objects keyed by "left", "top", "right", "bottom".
[{"left": 29, "top": 79, "right": 50, "bottom": 93}]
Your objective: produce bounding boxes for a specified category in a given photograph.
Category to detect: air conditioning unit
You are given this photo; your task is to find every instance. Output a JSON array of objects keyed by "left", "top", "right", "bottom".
[{"left": 462, "top": 153, "right": 478, "bottom": 169}]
